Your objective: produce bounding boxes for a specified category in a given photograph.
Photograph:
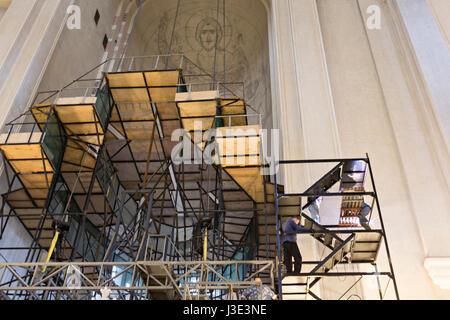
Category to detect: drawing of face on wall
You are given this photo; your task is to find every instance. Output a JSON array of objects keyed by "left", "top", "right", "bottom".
[
  {"left": 135, "top": 0, "right": 272, "bottom": 129},
  {"left": 195, "top": 17, "right": 223, "bottom": 52}
]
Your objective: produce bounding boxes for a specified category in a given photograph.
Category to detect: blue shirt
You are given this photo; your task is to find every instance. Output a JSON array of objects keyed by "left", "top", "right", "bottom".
[{"left": 282, "top": 219, "right": 309, "bottom": 243}]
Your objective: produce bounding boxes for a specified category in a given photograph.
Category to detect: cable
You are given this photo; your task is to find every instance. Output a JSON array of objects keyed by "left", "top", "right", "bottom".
[
  {"left": 212, "top": 0, "right": 221, "bottom": 85},
  {"left": 167, "top": 0, "right": 182, "bottom": 56},
  {"left": 117, "top": 0, "right": 145, "bottom": 71}
]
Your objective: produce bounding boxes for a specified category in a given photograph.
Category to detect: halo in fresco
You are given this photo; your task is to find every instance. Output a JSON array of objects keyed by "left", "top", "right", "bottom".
[{"left": 184, "top": 8, "right": 233, "bottom": 52}]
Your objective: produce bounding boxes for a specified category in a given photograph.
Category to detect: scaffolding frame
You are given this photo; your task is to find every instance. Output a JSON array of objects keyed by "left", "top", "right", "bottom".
[
  {"left": 0, "top": 54, "right": 399, "bottom": 300},
  {"left": 273, "top": 157, "right": 399, "bottom": 300},
  {"left": 0, "top": 260, "right": 274, "bottom": 300}
]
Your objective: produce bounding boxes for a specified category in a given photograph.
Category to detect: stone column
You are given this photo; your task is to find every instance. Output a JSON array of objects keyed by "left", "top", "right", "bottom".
[
  {"left": 268, "top": 0, "right": 345, "bottom": 299},
  {"left": 269, "top": 0, "right": 341, "bottom": 192}
]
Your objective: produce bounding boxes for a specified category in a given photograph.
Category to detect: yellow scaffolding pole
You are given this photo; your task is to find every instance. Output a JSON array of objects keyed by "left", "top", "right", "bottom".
[{"left": 41, "top": 231, "right": 59, "bottom": 273}]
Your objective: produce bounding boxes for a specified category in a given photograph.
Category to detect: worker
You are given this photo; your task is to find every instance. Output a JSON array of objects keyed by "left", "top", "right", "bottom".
[
  {"left": 282, "top": 216, "right": 310, "bottom": 275},
  {"left": 241, "top": 277, "right": 277, "bottom": 300}
]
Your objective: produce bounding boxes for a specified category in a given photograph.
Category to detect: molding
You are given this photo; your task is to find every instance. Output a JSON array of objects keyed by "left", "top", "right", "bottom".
[
  {"left": 287, "top": 0, "right": 308, "bottom": 171},
  {"left": 388, "top": 0, "right": 450, "bottom": 208},
  {"left": 424, "top": 257, "right": 450, "bottom": 290},
  {"left": 392, "top": 1, "right": 450, "bottom": 168},
  {"left": 313, "top": 0, "right": 342, "bottom": 159}
]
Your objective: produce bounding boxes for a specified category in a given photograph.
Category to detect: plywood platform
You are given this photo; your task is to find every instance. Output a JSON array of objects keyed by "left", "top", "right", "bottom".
[
  {"left": 32, "top": 98, "right": 105, "bottom": 146},
  {"left": 212, "top": 125, "right": 264, "bottom": 203},
  {"left": 105, "top": 70, "right": 182, "bottom": 157},
  {"left": 220, "top": 98, "right": 247, "bottom": 127},
  {"left": 176, "top": 90, "right": 218, "bottom": 133},
  {"left": 0, "top": 132, "right": 56, "bottom": 250},
  {"left": 106, "top": 70, "right": 180, "bottom": 103},
  {"left": 61, "top": 140, "right": 97, "bottom": 172},
  {"left": 225, "top": 167, "right": 265, "bottom": 203},
  {"left": 0, "top": 132, "right": 55, "bottom": 193}
]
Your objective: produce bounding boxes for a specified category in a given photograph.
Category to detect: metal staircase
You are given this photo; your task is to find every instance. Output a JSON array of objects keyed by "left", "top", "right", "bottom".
[{"left": 271, "top": 159, "right": 399, "bottom": 300}]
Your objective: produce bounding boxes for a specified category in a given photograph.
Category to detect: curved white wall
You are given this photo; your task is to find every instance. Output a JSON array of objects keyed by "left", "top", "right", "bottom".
[{"left": 268, "top": 0, "right": 450, "bottom": 299}]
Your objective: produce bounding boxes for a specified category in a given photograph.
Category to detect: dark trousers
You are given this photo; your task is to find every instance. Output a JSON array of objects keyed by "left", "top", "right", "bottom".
[{"left": 283, "top": 241, "right": 302, "bottom": 274}]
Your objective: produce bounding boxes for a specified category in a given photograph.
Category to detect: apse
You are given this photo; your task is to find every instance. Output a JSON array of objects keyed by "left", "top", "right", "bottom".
[{"left": 127, "top": 0, "right": 273, "bottom": 129}]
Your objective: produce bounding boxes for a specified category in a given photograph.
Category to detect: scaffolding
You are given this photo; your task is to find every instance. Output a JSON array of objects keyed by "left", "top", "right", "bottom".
[
  {"left": 274, "top": 159, "right": 399, "bottom": 300},
  {"left": 0, "top": 54, "right": 398, "bottom": 300}
]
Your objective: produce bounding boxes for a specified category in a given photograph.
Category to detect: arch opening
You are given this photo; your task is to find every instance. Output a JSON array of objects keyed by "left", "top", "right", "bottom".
[{"left": 126, "top": 0, "right": 273, "bottom": 129}]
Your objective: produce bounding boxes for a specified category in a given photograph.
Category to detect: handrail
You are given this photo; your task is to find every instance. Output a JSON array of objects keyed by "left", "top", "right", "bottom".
[{"left": 24, "top": 53, "right": 260, "bottom": 115}]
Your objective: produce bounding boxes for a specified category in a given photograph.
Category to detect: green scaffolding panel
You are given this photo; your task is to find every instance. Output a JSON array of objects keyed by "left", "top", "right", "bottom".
[
  {"left": 41, "top": 111, "right": 66, "bottom": 171},
  {"left": 94, "top": 84, "right": 113, "bottom": 131}
]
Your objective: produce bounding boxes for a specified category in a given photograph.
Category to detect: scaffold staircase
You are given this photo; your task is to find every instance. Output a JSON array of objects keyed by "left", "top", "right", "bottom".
[{"left": 273, "top": 160, "right": 387, "bottom": 300}]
